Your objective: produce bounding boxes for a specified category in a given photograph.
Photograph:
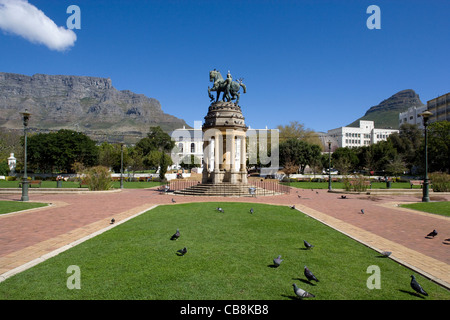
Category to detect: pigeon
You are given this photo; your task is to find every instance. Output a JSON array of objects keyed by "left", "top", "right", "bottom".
[
  {"left": 360, "top": 209, "right": 365, "bottom": 214},
  {"left": 410, "top": 275, "right": 428, "bottom": 296},
  {"left": 250, "top": 208, "right": 254, "bottom": 214},
  {"left": 273, "top": 255, "right": 283, "bottom": 267},
  {"left": 381, "top": 251, "right": 392, "bottom": 257},
  {"left": 298, "top": 195, "right": 301, "bottom": 198},
  {"left": 170, "top": 228, "right": 180, "bottom": 240},
  {"left": 177, "top": 247, "right": 187, "bottom": 256},
  {"left": 304, "top": 266, "right": 319, "bottom": 282},
  {"left": 217, "top": 207, "right": 224, "bottom": 213},
  {"left": 303, "top": 240, "right": 314, "bottom": 250},
  {"left": 290, "top": 205, "right": 296, "bottom": 209},
  {"left": 292, "top": 283, "right": 315, "bottom": 298},
  {"left": 426, "top": 230, "right": 437, "bottom": 238},
  {"left": 110, "top": 218, "right": 115, "bottom": 224},
  {"left": 340, "top": 195, "right": 347, "bottom": 199},
  {"left": 171, "top": 198, "right": 176, "bottom": 203}
]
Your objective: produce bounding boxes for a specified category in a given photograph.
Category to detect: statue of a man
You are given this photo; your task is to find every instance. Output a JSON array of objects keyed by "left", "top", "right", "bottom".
[{"left": 224, "top": 70, "right": 233, "bottom": 101}]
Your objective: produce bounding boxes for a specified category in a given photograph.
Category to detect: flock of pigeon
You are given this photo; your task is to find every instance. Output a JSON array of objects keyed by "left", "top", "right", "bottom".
[{"left": 107, "top": 199, "right": 441, "bottom": 299}]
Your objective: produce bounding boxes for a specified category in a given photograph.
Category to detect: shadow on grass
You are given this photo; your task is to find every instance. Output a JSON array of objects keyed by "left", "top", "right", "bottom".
[
  {"left": 292, "top": 278, "right": 316, "bottom": 286},
  {"left": 399, "top": 289, "right": 427, "bottom": 299}
]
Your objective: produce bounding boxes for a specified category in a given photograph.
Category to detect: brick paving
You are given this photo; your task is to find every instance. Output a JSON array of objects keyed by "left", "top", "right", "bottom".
[{"left": 0, "top": 187, "right": 449, "bottom": 289}]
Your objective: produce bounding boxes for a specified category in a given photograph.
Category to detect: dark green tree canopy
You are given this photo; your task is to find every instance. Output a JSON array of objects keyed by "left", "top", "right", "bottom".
[{"left": 27, "top": 129, "right": 98, "bottom": 173}]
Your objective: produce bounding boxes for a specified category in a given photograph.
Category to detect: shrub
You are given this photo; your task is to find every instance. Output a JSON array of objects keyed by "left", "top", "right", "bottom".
[
  {"left": 430, "top": 172, "right": 450, "bottom": 192},
  {"left": 82, "top": 166, "right": 113, "bottom": 191},
  {"left": 343, "top": 174, "right": 370, "bottom": 192}
]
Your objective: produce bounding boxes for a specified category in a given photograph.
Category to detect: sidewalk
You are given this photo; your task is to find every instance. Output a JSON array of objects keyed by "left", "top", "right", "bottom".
[{"left": 0, "top": 187, "right": 449, "bottom": 289}]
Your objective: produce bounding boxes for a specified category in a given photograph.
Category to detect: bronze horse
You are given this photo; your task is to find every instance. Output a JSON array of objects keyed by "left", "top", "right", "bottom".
[{"left": 208, "top": 70, "right": 246, "bottom": 105}]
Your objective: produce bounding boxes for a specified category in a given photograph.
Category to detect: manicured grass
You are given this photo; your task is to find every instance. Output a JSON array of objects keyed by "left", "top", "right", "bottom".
[
  {"left": 0, "top": 180, "right": 162, "bottom": 189},
  {"left": 0, "top": 200, "right": 48, "bottom": 215},
  {"left": 111, "top": 181, "right": 162, "bottom": 189},
  {"left": 0, "top": 202, "right": 448, "bottom": 300},
  {"left": 400, "top": 201, "right": 450, "bottom": 217}
]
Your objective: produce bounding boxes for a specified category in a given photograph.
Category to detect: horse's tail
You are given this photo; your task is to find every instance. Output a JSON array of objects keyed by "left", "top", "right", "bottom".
[{"left": 240, "top": 83, "right": 247, "bottom": 93}]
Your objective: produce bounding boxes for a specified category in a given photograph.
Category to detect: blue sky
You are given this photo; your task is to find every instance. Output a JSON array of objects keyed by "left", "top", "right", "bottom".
[{"left": 0, "top": 0, "right": 449, "bottom": 133}]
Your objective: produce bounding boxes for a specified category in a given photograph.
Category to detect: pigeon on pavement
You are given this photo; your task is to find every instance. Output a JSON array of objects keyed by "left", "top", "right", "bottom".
[
  {"left": 290, "top": 205, "right": 296, "bottom": 209},
  {"left": 170, "top": 228, "right": 180, "bottom": 240},
  {"left": 110, "top": 218, "right": 115, "bottom": 224},
  {"left": 292, "top": 283, "right": 315, "bottom": 298},
  {"left": 360, "top": 209, "right": 365, "bottom": 214},
  {"left": 171, "top": 198, "right": 176, "bottom": 203},
  {"left": 177, "top": 247, "right": 187, "bottom": 256},
  {"left": 304, "top": 266, "right": 319, "bottom": 282},
  {"left": 410, "top": 275, "right": 428, "bottom": 296},
  {"left": 381, "top": 251, "right": 392, "bottom": 257},
  {"left": 273, "top": 255, "right": 283, "bottom": 267},
  {"left": 303, "top": 240, "right": 314, "bottom": 250},
  {"left": 426, "top": 230, "right": 437, "bottom": 238}
]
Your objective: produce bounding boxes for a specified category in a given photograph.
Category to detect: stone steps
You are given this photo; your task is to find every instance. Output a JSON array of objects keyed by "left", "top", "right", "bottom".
[{"left": 173, "top": 183, "right": 283, "bottom": 197}]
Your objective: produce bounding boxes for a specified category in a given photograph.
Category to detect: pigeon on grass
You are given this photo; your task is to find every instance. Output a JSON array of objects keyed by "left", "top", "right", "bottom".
[
  {"left": 250, "top": 208, "right": 254, "bottom": 214},
  {"left": 292, "top": 283, "right": 315, "bottom": 298},
  {"left": 273, "top": 255, "right": 283, "bottom": 267},
  {"left": 303, "top": 240, "right": 314, "bottom": 250},
  {"left": 216, "top": 207, "right": 224, "bottom": 213},
  {"left": 170, "top": 229, "right": 180, "bottom": 240},
  {"left": 410, "top": 275, "right": 428, "bottom": 296},
  {"left": 304, "top": 266, "right": 319, "bottom": 282},
  {"left": 177, "top": 247, "right": 187, "bottom": 256}
]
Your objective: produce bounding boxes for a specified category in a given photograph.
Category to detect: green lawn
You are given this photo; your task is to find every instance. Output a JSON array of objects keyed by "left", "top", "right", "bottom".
[
  {"left": 0, "top": 202, "right": 448, "bottom": 300},
  {"left": 400, "top": 201, "right": 450, "bottom": 217},
  {"left": 0, "top": 200, "right": 48, "bottom": 215}
]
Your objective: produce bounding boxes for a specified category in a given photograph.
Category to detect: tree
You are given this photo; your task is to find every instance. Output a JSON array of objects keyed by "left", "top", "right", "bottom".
[
  {"left": 277, "top": 121, "right": 323, "bottom": 148},
  {"left": 427, "top": 121, "right": 450, "bottom": 173},
  {"left": 388, "top": 123, "right": 423, "bottom": 173},
  {"left": 27, "top": 130, "right": 98, "bottom": 173},
  {"left": 279, "top": 138, "right": 323, "bottom": 174},
  {"left": 98, "top": 142, "right": 129, "bottom": 173},
  {"left": 136, "top": 126, "right": 175, "bottom": 176},
  {"left": 180, "top": 155, "right": 201, "bottom": 170},
  {"left": 331, "top": 147, "right": 359, "bottom": 174}
]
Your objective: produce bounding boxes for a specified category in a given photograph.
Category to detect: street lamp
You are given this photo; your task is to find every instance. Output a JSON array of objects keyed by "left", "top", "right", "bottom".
[
  {"left": 328, "top": 141, "right": 332, "bottom": 191},
  {"left": 120, "top": 143, "right": 124, "bottom": 189},
  {"left": 419, "top": 110, "right": 433, "bottom": 202},
  {"left": 20, "top": 109, "right": 31, "bottom": 201}
]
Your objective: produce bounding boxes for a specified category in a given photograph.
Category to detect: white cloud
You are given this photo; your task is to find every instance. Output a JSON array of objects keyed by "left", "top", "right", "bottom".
[{"left": 0, "top": 0, "right": 76, "bottom": 51}]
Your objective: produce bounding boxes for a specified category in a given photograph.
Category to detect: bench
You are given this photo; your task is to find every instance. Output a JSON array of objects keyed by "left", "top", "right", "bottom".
[
  {"left": 18, "top": 180, "right": 41, "bottom": 188},
  {"left": 410, "top": 180, "right": 423, "bottom": 188}
]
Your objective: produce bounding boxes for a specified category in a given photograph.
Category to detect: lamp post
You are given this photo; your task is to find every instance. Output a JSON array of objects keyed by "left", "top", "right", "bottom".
[
  {"left": 120, "top": 143, "right": 124, "bottom": 189},
  {"left": 20, "top": 109, "right": 31, "bottom": 201},
  {"left": 328, "top": 141, "right": 332, "bottom": 191},
  {"left": 419, "top": 110, "right": 433, "bottom": 202}
]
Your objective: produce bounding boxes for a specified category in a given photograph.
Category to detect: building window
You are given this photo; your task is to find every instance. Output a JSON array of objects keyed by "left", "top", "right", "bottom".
[
  {"left": 178, "top": 143, "right": 183, "bottom": 153},
  {"left": 190, "top": 143, "right": 195, "bottom": 153}
]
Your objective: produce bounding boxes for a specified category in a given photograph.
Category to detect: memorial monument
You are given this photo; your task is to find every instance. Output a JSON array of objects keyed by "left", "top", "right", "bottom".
[{"left": 203, "top": 69, "right": 248, "bottom": 184}]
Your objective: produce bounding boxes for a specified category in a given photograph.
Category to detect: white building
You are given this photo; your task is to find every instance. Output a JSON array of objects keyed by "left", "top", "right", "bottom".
[
  {"left": 326, "top": 120, "right": 399, "bottom": 148},
  {"left": 398, "top": 105, "right": 427, "bottom": 130}
]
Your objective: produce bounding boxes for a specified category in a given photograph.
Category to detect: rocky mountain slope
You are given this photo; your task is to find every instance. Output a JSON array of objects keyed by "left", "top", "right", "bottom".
[
  {"left": 0, "top": 72, "right": 188, "bottom": 142},
  {"left": 347, "top": 89, "right": 425, "bottom": 129}
]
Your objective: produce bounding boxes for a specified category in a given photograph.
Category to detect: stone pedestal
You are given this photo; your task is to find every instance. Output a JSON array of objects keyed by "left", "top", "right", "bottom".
[{"left": 202, "top": 101, "right": 248, "bottom": 184}]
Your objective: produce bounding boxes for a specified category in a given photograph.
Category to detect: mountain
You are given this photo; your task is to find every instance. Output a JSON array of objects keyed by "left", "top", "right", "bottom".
[
  {"left": 347, "top": 89, "right": 425, "bottom": 129},
  {"left": 0, "top": 72, "right": 188, "bottom": 143}
]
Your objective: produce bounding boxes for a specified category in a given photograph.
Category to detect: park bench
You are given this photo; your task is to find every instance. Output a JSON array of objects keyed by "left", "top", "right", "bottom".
[
  {"left": 409, "top": 180, "right": 423, "bottom": 189},
  {"left": 18, "top": 180, "right": 42, "bottom": 188}
]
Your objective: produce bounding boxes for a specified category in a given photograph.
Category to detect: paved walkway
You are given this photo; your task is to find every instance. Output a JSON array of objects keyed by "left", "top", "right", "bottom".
[{"left": 0, "top": 187, "right": 449, "bottom": 289}]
